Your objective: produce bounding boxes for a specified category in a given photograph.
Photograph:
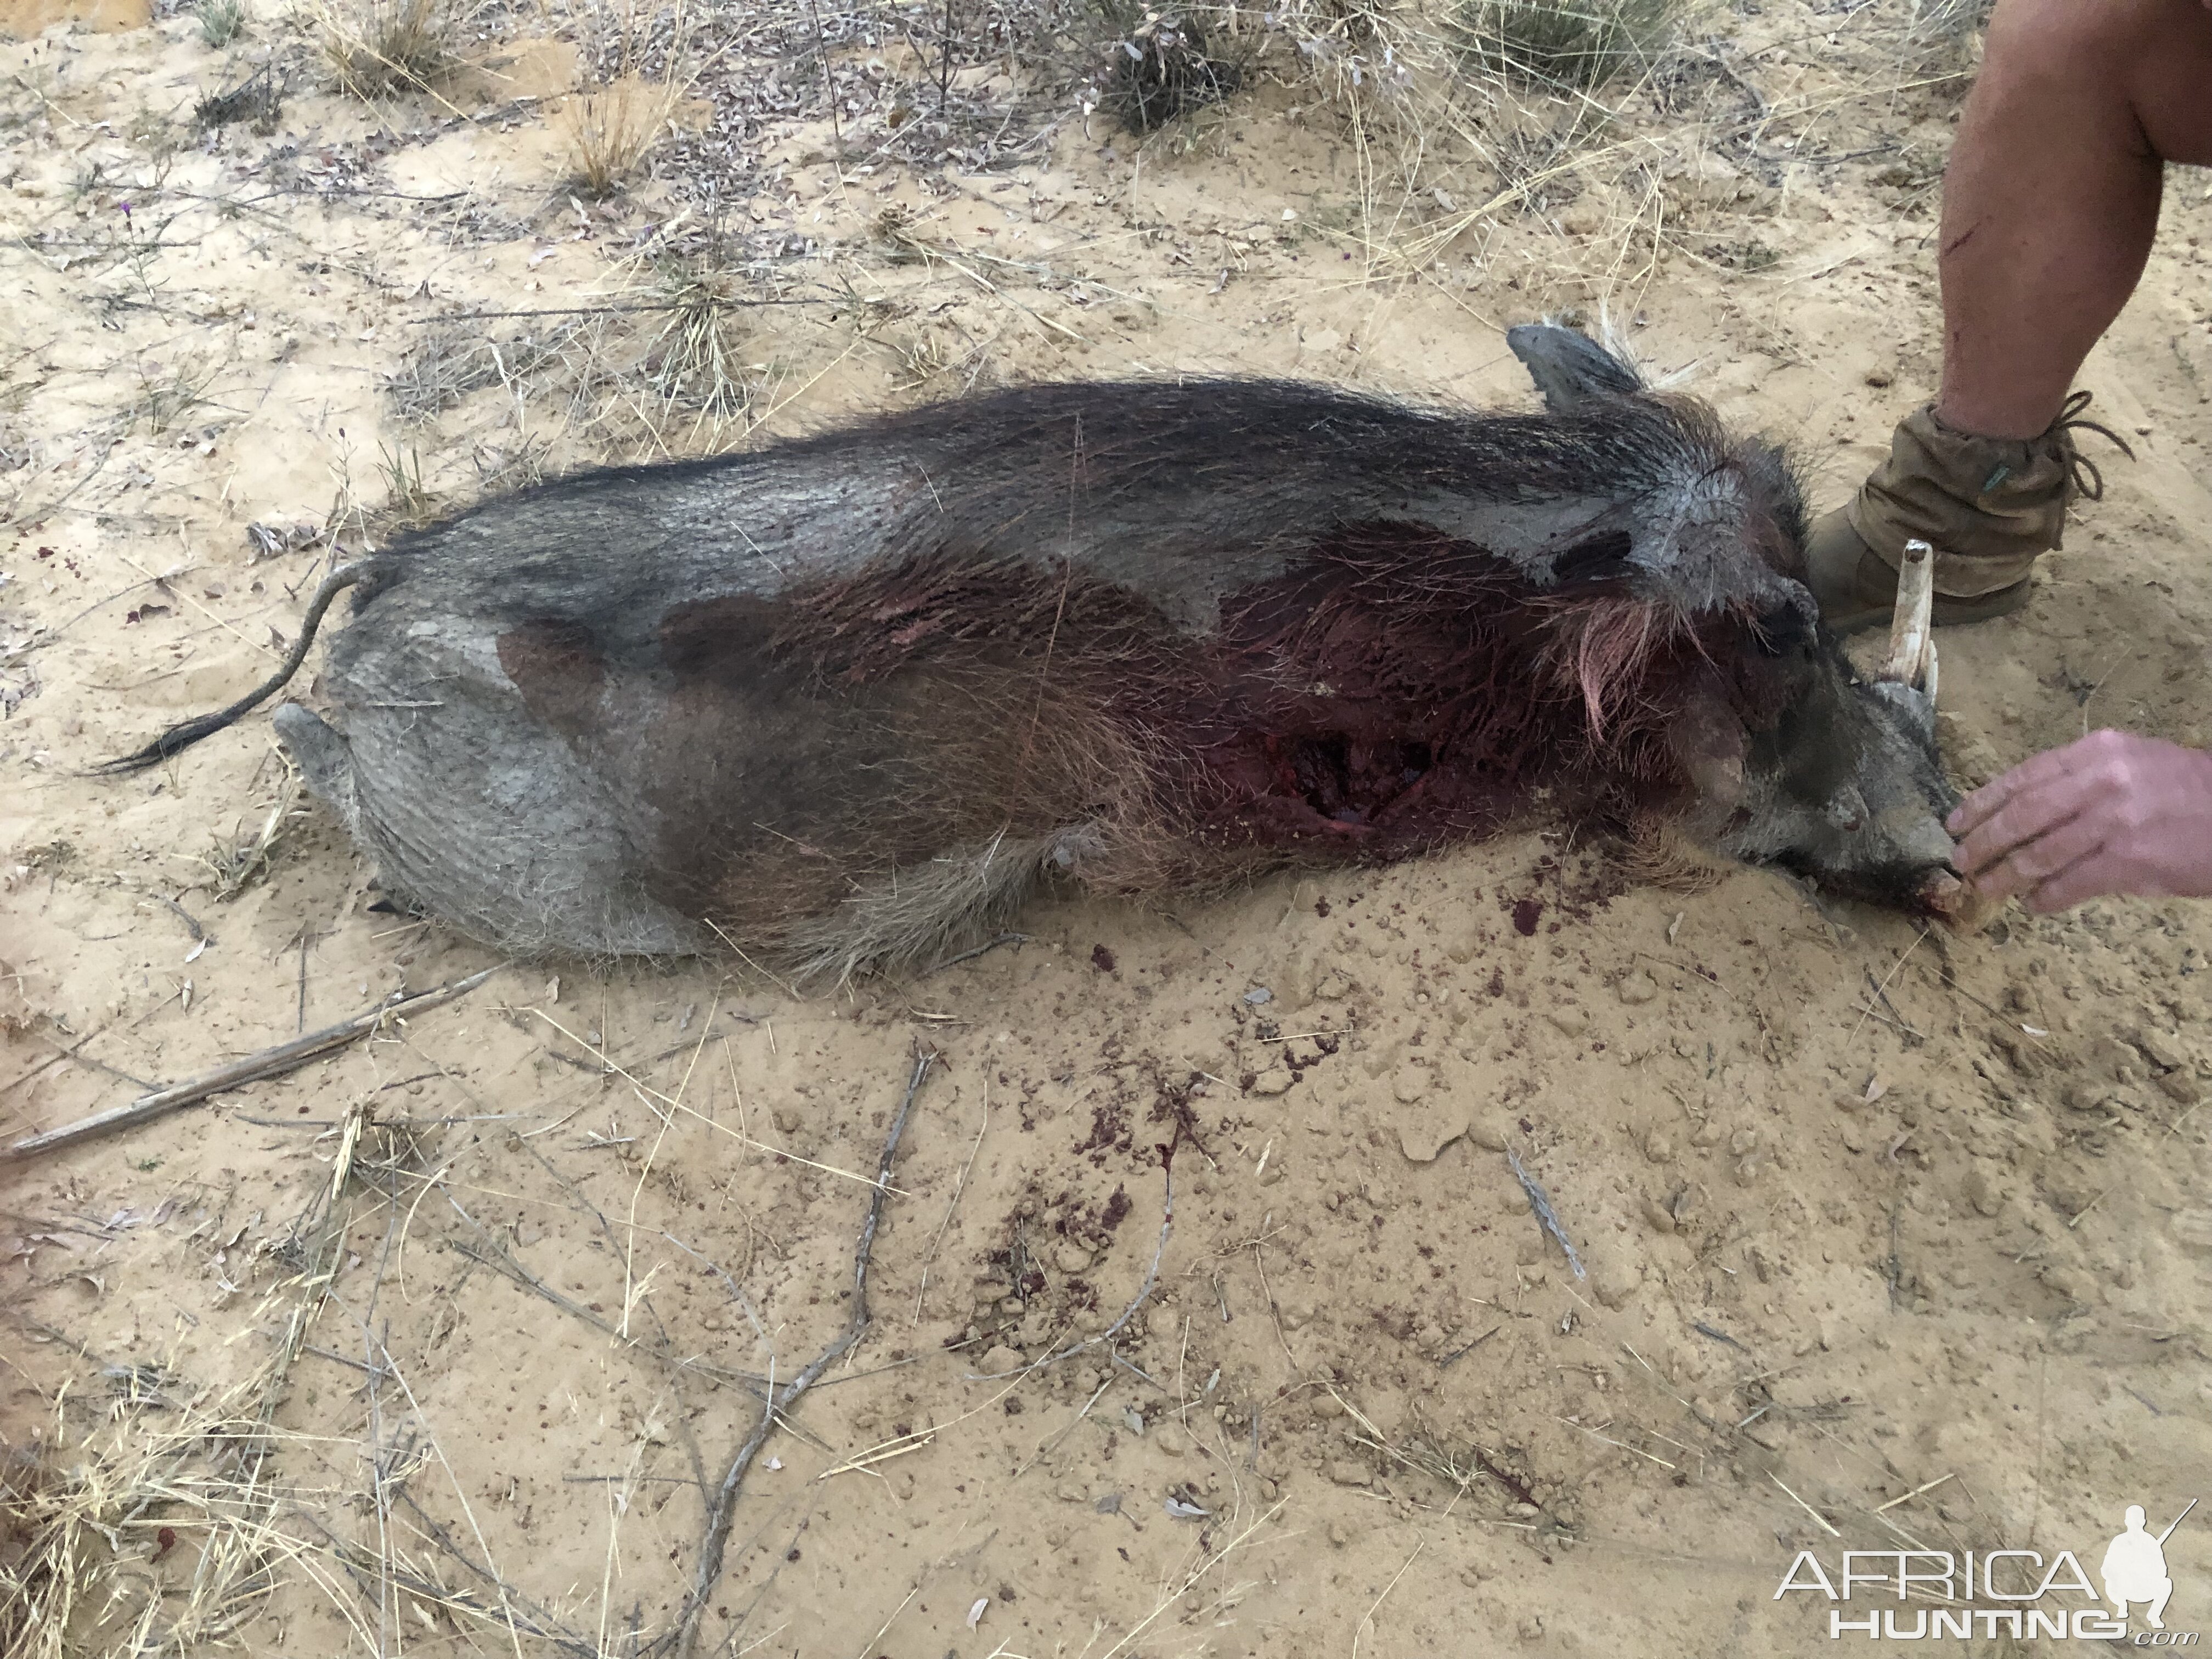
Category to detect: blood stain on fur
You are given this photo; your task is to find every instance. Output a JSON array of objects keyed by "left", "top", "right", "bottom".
[{"left": 1512, "top": 897, "right": 1544, "bottom": 936}]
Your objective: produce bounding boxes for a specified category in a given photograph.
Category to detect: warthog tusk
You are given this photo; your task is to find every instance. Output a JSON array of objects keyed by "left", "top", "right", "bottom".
[{"left": 1881, "top": 538, "right": 1938, "bottom": 701}]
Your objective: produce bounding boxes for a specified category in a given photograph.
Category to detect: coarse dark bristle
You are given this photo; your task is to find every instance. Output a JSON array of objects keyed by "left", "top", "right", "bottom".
[{"left": 594, "top": 520, "right": 1803, "bottom": 972}]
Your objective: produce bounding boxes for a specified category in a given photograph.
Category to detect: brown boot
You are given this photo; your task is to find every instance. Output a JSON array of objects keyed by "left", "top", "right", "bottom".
[{"left": 1804, "top": 391, "right": 2130, "bottom": 634}]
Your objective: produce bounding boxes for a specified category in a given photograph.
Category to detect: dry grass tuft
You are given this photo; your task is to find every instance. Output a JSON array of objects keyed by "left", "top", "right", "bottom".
[
  {"left": 560, "top": 74, "right": 678, "bottom": 199},
  {"left": 193, "top": 65, "right": 283, "bottom": 131},
  {"left": 375, "top": 441, "right": 438, "bottom": 528},
  {"left": 202, "top": 745, "right": 304, "bottom": 898},
  {"left": 637, "top": 250, "right": 757, "bottom": 420},
  {"left": 128, "top": 355, "right": 220, "bottom": 437},
  {"left": 1, "top": 1107, "right": 376, "bottom": 1657},
  {"left": 1906, "top": 0, "right": 1992, "bottom": 45},
  {"left": 383, "top": 321, "right": 590, "bottom": 424},
  {"left": 1453, "top": 0, "right": 1683, "bottom": 90},
  {"left": 311, "top": 0, "right": 462, "bottom": 99},
  {"left": 0, "top": 1383, "right": 296, "bottom": 1657},
  {"left": 0, "top": 1441, "right": 66, "bottom": 1657},
  {"left": 195, "top": 0, "right": 246, "bottom": 48},
  {"left": 1102, "top": 9, "right": 1243, "bottom": 131},
  {"left": 1256, "top": 0, "right": 1436, "bottom": 116}
]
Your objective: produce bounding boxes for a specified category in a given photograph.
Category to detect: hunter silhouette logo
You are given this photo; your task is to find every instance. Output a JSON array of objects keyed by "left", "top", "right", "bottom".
[
  {"left": 1774, "top": 1497, "right": 2200, "bottom": 1642},
  {"left": 2104, "top": 1502, "right": 2194, "bottom": 1631}
]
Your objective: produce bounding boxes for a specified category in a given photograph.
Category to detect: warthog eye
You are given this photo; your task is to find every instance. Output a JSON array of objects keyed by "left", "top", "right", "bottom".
[
  {"left": 1550, "top": 531, "right": 1635, "bottom": 588},
  {"left": 1750, "top": 601, "right": 1813, "bottom": 655}
]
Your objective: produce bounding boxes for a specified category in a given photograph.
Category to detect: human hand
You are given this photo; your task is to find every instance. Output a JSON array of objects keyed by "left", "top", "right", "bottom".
[{"left": 1948, "top": 729, "right": 2212, "bottom": 913}]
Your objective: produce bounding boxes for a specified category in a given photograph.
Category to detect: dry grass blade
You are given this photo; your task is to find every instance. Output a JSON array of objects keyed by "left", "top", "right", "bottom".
[
  {"left": 1, "top": 1096, "right": 381, "bottom": 1657},
  {"left": 0, "top": 1370, "right": 315, "bottom": 1658},
  {"left": 1090, "top": 1499, "right": 1286, "bottom": 1659},
  {"left": 202, "top": 746, "right": 305, "bottom": 899}
]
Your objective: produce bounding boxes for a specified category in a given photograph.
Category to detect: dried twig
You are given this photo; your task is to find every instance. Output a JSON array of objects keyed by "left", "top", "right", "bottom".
[
  {"left": 1, "top": 968, "right": 503, "bottom": 1163},
  {"left": 923, "top": 932, "right": 1029, "bottom": 976},
  {"left": 1438, "top": 1324, "right": 1503, "bottom": 1368},
  {"left": 665, "top": 1046, "right": 935, "bottom": 1658},
  {"left": 1506, "top": 1149, "right": 1587, "bottom": 1279}
]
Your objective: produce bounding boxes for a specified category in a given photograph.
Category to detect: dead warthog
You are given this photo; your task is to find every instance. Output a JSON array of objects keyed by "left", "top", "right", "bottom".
[{"left": 106, "top": 325, "right": 1963, "bottom": 978}]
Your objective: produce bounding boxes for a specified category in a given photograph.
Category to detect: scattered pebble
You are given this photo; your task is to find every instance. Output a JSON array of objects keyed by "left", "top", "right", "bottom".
[
  {"left": 1961, "top": 1167, "right": 2003, "bottom": 1217},
  {"left": 2135, "top": 1024, "right": 2188, "bottom": 1069},
  {"left": 1591, "top": 1257, "right": 1640, "bottom": 1310},
  {"left": 1396, "top": 1100, "right": 1470, "bottom": 1163},
  {"left": 1617, "top": 970, "right": 1659, "bottom": 1006}
]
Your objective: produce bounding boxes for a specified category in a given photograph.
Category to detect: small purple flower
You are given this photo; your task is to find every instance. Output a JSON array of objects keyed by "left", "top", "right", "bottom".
[{"left": 118, "top": 201, "right": 132, "bottom": 215}]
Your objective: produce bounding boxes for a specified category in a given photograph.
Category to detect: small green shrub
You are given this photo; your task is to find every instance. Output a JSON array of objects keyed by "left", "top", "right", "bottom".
[
  {"left": 196, "top": 0, "right": 247, "bottom": 49},
  {"left": 1455, "top": 0, "right": 1683, "bottom": 89}
]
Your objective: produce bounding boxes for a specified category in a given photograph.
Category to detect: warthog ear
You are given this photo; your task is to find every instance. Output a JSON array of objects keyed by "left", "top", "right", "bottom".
[{"left": 1506, "top": 323, "right": 1645, "bottom": 413}]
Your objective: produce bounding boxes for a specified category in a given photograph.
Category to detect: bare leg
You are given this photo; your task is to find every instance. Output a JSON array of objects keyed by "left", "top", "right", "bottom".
[{"left": 1936, "top": 0, "right": 2212, "bottom": 440}]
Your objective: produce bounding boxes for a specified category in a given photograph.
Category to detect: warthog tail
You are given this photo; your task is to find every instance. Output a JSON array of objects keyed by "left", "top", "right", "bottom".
[{"left": 95, "top": 562, "right": 371, "bottom": 775}]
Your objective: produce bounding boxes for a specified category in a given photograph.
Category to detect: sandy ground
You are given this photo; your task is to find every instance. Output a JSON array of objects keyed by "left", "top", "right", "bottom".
[{"left": 4, "top": 1, "right": 2212, "bottom": 1653}]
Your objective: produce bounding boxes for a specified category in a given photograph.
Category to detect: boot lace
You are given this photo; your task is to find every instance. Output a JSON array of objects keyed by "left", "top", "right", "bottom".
[{"left": 2048, "top": 388, "right": 2134, "bottom": 501}]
